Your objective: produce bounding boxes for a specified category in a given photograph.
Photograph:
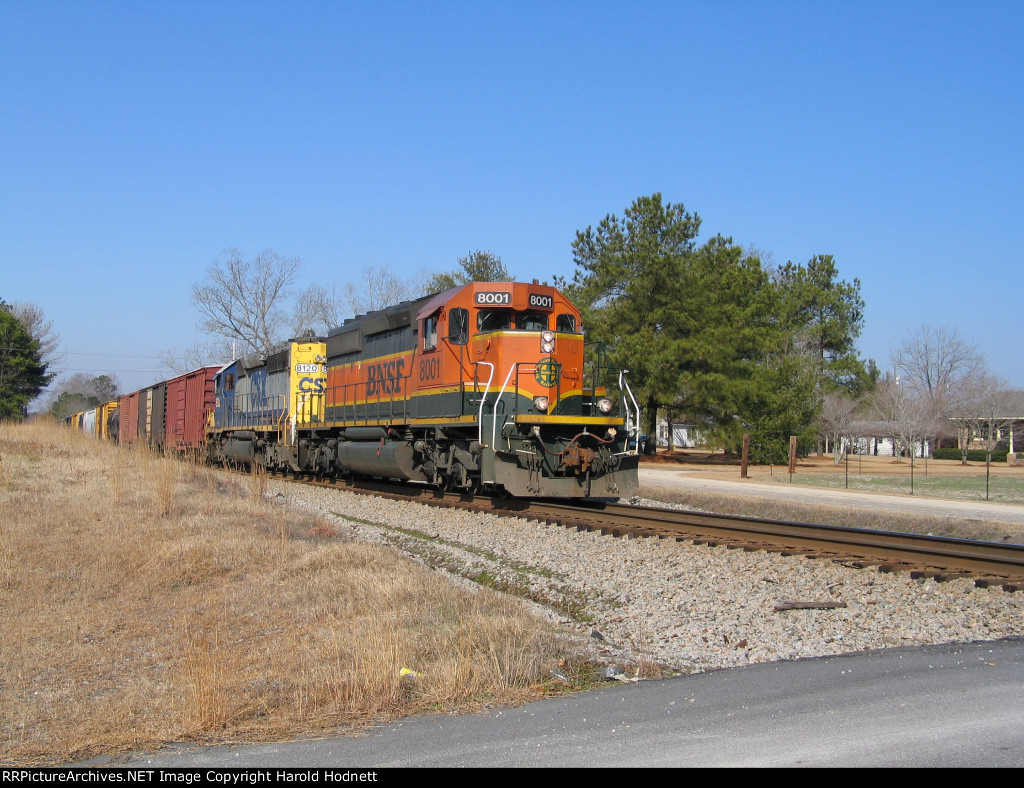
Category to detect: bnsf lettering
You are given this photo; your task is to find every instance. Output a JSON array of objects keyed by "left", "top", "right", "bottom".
[
  {"left": 419, "top": 357, "right": 440, "bottom": 381},
  {"left": 528, "top": 294, "right": 554, "bottom": 310},
  {"left": 475, "top": 291, "right": 511, "bottom": 305},
  {"left": 366, "top": 359, "right": 406, "bottom": 396}
]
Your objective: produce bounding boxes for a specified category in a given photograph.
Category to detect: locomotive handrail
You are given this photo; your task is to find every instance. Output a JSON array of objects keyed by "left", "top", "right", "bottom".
[
  {"left": 473, "top": 361, "right": 495, "bottom": 447},
  {"left": 490, "top": 361, "right": 561, "bottom": 450},
  {"left": 297, "top": 392, "right": 327, "bottom": 428},
  {"left": 277, "top": 403, "right": 289, "bottom": 445},
  {"left": 227, "top": 393, "right": 288, "bottom": 431},
  {"left": 492, "top": 363, "right": 521, "bottom": 450},
  {"left": 619, "top": 370, "right": 642, "bottom": 456},
  {"left": 321, "top": 373, "right": 415, "bottom": 428}
]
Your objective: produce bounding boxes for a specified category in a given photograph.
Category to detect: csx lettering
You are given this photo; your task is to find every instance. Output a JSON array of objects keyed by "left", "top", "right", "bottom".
[
  {"left": 528, "top": 293, "right": 553, "bottom": 309},
  {"left": 366, "top": 359, "right": 405, "bottom": 396},
  {"left": 419, "top": 357, "right": 440, "bottom": 381},
  {"left": 298, "top": 377, "right": 326, "bottom": 393},
  {"left": 475, "top": 291, "right": 511, "bottom": 305}
]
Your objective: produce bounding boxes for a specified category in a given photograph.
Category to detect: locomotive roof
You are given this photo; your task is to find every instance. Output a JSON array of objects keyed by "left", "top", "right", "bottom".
[
  {"left": 220, "top": 335, "right": 327, "bottom": 375},
  {"left": 415, "top": 284, "right": 469, "bottom": 321},
  {"left": 326, "top": 281, "right": 566, "bottom": 340},
  {"left": 328, "top": 286, "right": 463, "bottom": 339}
]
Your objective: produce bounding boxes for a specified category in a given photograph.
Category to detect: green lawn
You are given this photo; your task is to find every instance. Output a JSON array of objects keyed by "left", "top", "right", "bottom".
[{"left": 778, "top": 471, "right": 1024, "bottom": 504}]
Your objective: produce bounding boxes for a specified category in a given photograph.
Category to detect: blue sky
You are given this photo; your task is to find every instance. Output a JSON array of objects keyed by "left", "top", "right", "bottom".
[{"left": 2, "top": 0, "right": 1022, "bottom": 397}]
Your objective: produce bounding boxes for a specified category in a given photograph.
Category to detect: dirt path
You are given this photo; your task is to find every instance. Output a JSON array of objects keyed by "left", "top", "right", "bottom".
[{"left": 638, "top": 452, "right": 1024, "bottom": 526}]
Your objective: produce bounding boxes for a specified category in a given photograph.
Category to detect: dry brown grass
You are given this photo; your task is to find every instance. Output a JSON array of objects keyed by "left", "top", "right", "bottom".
[{"left": 0, "top": 420, "right": 571, "bottom": 765}]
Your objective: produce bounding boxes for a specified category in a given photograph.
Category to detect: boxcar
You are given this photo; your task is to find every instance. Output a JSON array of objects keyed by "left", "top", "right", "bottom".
[{"left": 164, "top": 367, "right": 218, "bottom": 453}]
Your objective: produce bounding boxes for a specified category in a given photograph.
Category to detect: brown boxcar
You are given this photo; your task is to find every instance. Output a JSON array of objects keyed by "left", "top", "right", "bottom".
[
  {"left": 165, "top": 366, "right": 218, "bottom": 452},
  {"left": 119, "top": 391, "right": 140, "bottom": 445}
]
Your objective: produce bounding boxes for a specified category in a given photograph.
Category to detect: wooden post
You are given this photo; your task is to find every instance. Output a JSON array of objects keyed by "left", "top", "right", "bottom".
[
  {"left": 788, "top": 436, "right": 797, "bottom": 481},
  {"left": 741, "top": 433, "right": 750, "bottom": 478}
]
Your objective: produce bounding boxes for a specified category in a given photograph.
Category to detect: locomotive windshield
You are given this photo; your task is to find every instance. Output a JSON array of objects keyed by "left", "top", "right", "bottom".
[
  {"left": 515, "top": 311, "right": 548, "bottom": 330},
  {"left": 477, "top": 310, "right": 552, "bottom": 332},
  {"left": 477, "top": 310, "right": 511, "bottom": 332}
]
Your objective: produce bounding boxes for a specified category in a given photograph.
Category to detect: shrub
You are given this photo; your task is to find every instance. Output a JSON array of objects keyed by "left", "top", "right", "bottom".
[{"left": 933, "top": 448, "right": 1010, "bottom": 462}]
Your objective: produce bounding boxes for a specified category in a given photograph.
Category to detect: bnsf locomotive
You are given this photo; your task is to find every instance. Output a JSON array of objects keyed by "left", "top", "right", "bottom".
[{"left": 70, "top": 281, "right": 642, "bottom": 498}]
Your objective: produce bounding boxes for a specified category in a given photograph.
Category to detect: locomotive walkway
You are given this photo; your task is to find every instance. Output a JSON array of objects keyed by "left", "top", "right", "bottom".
[{"left": 638, "top": 466, "right": 1024, "bottom": 526}]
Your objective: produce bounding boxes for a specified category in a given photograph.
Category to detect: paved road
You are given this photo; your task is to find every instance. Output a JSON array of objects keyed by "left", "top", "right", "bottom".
[
  {"left": 639, "top": 466, "right": 1024, "bottom": 526},
  {"left": 108, "top": 638, "right": 1024, "bottom": 768}
]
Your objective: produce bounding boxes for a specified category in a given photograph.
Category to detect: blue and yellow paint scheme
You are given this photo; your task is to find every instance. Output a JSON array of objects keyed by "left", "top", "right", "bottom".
[{"left": 206, "top": 339, "right": 327, "bottom": 469}]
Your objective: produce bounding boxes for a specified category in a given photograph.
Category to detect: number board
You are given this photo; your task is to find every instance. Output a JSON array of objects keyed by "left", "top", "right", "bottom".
[
  {"left": 475, "top": 291, "right": 511, "bottom": 306},
  {"left": 528, "top": 293, "right": 554, "bottom": 310}
]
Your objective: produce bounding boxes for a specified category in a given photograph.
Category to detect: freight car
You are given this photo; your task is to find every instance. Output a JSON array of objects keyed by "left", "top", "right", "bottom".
[
  {"left": 65, "top": 399, "right": 121, "bottom": 441},
  {"left": 205, "top": 281, "right": 641, "bottom": 498},
  {"left": 119, "top": 380, "right": 167, "bottom": 450},
  {"left": 165, "top": 366, "right": 218, "bottom": 452},
  {"left": 114, "top": 367, "right": 217, "bottom": 455}
]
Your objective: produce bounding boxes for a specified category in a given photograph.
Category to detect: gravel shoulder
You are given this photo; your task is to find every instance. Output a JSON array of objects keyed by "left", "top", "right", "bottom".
[{"left": 271, "top": 478, "right": 1024, "bottom": 677}]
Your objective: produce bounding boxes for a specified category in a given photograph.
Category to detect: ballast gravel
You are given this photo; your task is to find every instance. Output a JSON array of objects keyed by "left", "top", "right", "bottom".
[{"left": 268, "top": 479, "right": 1024, "bottom": 676}]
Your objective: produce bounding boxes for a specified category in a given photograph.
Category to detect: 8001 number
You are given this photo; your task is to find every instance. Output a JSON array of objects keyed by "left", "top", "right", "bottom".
[{"left": 475, "top": 291, "right": 511, "bottom": 305}]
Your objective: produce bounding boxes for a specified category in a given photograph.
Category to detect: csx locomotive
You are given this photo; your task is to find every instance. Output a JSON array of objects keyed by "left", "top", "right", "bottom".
[{"left": 73, "top": 281, "right": 642, "bottom": 498}]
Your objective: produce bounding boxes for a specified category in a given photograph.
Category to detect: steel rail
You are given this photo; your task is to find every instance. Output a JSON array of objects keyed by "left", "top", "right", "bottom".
[{"left": 520, "top": 500, "right": 1024, "bottom": 585}]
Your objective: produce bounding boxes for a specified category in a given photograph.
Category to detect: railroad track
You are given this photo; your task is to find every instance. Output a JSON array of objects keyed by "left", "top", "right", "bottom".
[{"left": 281, "top": 474, "right": 1024, "bottom": 591}]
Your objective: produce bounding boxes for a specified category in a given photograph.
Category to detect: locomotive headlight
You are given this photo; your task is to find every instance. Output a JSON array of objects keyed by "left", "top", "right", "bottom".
[
  {"left": 540, "top": 330, "right": 555, "bottom": 353},
  {"left": 598, "top": 398, "right": 613, "bottom": 414},
  {"left": 533, "top": 396, "right": 549, "bottom": 412}
]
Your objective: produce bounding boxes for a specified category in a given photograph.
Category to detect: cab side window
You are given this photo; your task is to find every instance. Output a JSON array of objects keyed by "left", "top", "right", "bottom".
[
  {"left": 424, "top": 313, "right": 439, "bottom": 350},
  {"left": 448, "top": 308, "right": 469, "bottom": 345},
  {"left": 556, "top": 313, "right": 578, "bottom": 333}
]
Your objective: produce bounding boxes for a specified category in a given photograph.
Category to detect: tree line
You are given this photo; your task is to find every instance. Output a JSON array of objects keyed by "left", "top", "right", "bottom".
[{"left": 6, "top": 193, "right": 1017, "bottom": 462}]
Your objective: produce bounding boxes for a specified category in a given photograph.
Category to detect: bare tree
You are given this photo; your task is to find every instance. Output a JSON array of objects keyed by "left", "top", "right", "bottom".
[
  {"left": 8, "top": 300, "right": 62, "bottom": 369},
  {"left": 892, "top": 325, "right": 986, "bottom": 451},
  {"left": 291, "top": 283, "right": 345, "bottom": 337},
  {"left": 344, "top": 266, "right": 426, "bottom": 316},
  {"left": 869, "top": 375, "right": 933, "bottom": 463},
  {"left": 948, "top": 375, "right": 1019, "bottom": 498},
  {"left": 819, "top": 391, "right": 860, "bottom": 464},
  {"left": 158, "top": 339, "right": 235, "bottom": 376},
  {"left": 949, "top": 374, "right": 1017, "bottom": 461},
  {"left": 191, "top": 248, "right": 301, "bottom": 355}
]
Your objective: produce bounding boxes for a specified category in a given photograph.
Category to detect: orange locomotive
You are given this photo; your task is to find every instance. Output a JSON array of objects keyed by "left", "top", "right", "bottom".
[{"left": 295, "top": 281, "right": 640, "bottom": 497}]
